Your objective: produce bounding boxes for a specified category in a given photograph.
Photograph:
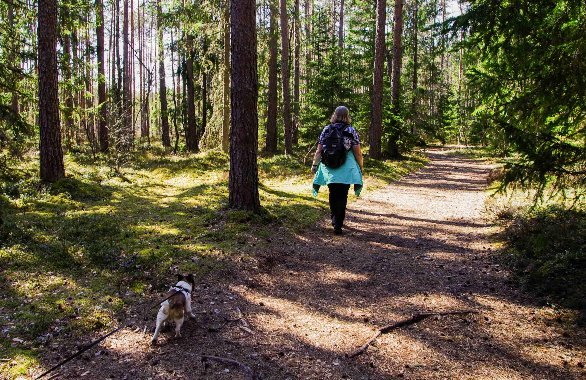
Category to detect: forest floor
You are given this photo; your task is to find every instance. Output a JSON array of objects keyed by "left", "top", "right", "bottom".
[{"left": 30, "top": 150, "right": 586, "bottom": 379}]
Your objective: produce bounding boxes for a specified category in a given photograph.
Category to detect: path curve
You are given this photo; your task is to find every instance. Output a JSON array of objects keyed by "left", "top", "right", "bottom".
[{"left": 48, "top": 151, "right": 586, "bottom": 380}]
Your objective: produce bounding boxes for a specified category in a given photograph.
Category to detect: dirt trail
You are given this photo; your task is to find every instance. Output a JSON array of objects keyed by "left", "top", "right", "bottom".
[{"left": 41, "top": 151, "right": 585, "bottom": 380}]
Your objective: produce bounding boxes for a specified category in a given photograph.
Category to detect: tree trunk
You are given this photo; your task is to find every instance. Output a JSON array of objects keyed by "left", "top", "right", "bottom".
[
  {"left": 156, "top": 0, "right": 170, "bottom": 147},
  {"left": 304, "top": 0, "right": 312, "bottom": 79},
  {"left": 222, "top": 3, "right": 231, "bottom": 152},
  {"left": 62, "top": 33, "right": 75, "bottom": 149},
  {"left": 122, "top": 0, "right": 132, "bottom": 150},
  {"left": 293, "top": 0, "right": 301, "bottom": 145},
  {"left": 229, "top": 0, "right": 261, "bottom": 212},
  {"left": 96, "top": 0, "right": 108, "bottom": 152},
  {"left": 338, "top": 0, "right": 344, "bottom": 48},
  {"left": 7, "top": 0, "right": 19, "bottom": 116},
  {"left": 265, "top": 0, "right": 278, "bottom": 154},
  {"left": 411, "top": 0, "right": 418, "bottom": 135},
  {"left": 38, "top": 0, "right": 65, "bottom": 182},
  {"left": 369, "top": 0, "right": 385, "bottom": 159},
  {"left": 280, "top": 0, "right": 293, "bottom": 154},
  {"left": 389, "top": 0, "right": 404, "bottom": 158},
  {"left": 185, "top": 41, "right": 198, "bottom": 152}
]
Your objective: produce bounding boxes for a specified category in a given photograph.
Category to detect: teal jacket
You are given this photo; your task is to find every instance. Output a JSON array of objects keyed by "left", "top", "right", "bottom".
[{"left": 312, "top": 150, "right": 363, "bottom": 196}]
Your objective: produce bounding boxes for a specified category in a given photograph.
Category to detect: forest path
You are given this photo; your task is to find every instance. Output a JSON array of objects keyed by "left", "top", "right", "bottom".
[{"left": 49, "top": 151, "right": 586, "bottom": 380}]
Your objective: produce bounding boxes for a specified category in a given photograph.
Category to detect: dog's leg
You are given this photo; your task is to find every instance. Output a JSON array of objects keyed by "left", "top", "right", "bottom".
[
  {"left": 174, "top": 316, "right": 184, "bottom": 338},
  {"left": 151, "top": 307, "right": 168, "bottom": 344},
  {"left": 185, "top": 296, "right": 196, "bottom": 319}
]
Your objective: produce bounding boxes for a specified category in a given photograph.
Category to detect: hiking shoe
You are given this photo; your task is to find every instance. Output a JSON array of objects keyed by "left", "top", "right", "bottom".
[{"left": 334, "top": 227, "right": 343, "bottom": 235}]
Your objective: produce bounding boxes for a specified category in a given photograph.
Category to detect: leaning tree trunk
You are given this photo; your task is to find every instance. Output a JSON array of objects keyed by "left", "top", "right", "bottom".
[
  {"left": 389, "top": 0, "right": 404, "bottom": 158},
  {"left": 38, "top": 0, "right": 65, "bottom": 182},
  {"left": 280, "top": 0, "right": 293, "bottom": 154},
  {"left": 157, "top": 0, "right": 170, "bottom": 147},
  {"left": 369, "top": 0, "right": 385, "bottom": 159},
  {"left": 265, "top": 0, "right": 279, "bottom": 154},
  {"left": 229, "top": 0, "right": 260, "bottom": 212}
]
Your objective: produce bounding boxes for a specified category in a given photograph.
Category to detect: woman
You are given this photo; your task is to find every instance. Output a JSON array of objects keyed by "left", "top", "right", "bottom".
[{"left": 311, "top": 106, "right": 364, "bottom": 235}]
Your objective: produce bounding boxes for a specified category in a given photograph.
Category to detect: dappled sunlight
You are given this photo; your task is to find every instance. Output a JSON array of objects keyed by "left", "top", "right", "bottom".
[
  {"left": 396, "top": 293, "right": 473, "bottom": 311},
  {"left": 233, "top": 287, "right": 373, "bottom": 353}
]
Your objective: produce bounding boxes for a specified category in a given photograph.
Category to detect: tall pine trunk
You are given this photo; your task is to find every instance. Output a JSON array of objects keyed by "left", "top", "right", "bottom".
[
  {"left": 222, "top": 3, "right": 230, "bottom": 152},
  {"left": 229, "top": 0, "right": 260, "bottom": 212},
  {"left": 38, "top": 0, "right": 65, "bottom": 182},
  {"left": 7, "top": 0, "right": 19, "bottom": 115},
  {"left": 157, "top": 0, "right": 170, "bottom": 147},
  {"left": 96, "top": 0, "right": 108, "bottom": 151},
  {"left": 122, "top": 0, "right": 132, "bottom": 150},
  {"left": 338, "top": 0, "right": 344, "bottom": 48},
  {"left": 185, "top": 39, "right": 198, "bottom": 152},
  {"left": 389, "top": 0, "right": 404, "bottom": 158},
  {"left": 411, "top": 0, "right": 418, "bottom": 135},
  {"left": 265, "top": 0, "right": 278, "bottom": 154},
  {"left": 293, "top": 0, "right": 301, "bottom": 145},
  {"left": 369, "top": 0, "right": 385, "bottom": 159},
  {"left": 280, "top": 0, "right": 293, "bottom": 154}
]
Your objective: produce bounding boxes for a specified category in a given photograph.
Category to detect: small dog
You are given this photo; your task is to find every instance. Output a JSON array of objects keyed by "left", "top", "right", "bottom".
[{"left": 151, "top": 274, "right": 196, "bottom": 344}]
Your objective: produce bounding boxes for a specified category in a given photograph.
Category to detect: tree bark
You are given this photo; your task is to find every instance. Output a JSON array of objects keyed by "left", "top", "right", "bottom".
[
  {"left": 122, "top": 0, "right": 133, "bottom": 150},
  {"left": 38, "top": 0, "right": 65, "bottom": 182},
  {"left": 411, "top": 0, "right": 418, "bottom": 135},
  {"left": 369, "top": 0, "right": 385, "bottom": 159},
  {"left": 293, "top": 0, "right": 301, "bottom": 145},
  {"left": 229, "top": 0, "right": 261, "bottom": 212},
  {"left": 222, "top": 3, "right": 231, "bottom": 152},
  {"left": 389, "top": 0, "right": 404, "bottom": 158},
  {"left": 156, "top": 0, "right": 170, "bottom": 147},
  {"left": 338, "top": 0, "right": 344, "bottom": 48},
  {"left": 265, "top": 0, "right": 278, "bottom": 154},
  {"left": 7, "top": 0, "right": 19, "bottom": 116},
  {"left": 185, "top": 41, "right": 198, "bottom": 152},
  {"left": 280, "top": 0, "right": 293, "bottom": 154},
  {"left": 96, "top": 0, "right": 108, "bottom": 152}
]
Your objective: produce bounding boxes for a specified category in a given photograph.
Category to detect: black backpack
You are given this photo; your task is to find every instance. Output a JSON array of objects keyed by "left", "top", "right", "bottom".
[{"left": 320, "top": 123, "right": 350, "bottom": 168}]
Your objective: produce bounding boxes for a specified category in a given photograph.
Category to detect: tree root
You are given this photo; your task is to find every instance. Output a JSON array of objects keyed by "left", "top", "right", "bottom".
[{"left": 347, "top": 310, "right": 479, "bottom": 358}]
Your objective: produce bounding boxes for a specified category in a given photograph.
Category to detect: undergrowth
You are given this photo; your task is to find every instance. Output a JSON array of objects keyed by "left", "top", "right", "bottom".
[
  {"left": 0, "top": 147, "right": 425, "bottom": 377},
  {"left": 493, "top": 202, "right": 586, "bottom": 323}
]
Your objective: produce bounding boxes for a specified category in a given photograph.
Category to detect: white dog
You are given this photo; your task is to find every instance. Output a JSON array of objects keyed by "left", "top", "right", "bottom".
[{"left": 151, "top": 274, "right": 196, "bottom": 344}]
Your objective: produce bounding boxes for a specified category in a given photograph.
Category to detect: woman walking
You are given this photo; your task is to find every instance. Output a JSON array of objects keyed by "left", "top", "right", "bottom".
[{"left": 311, "top": 106, "right": 364, "bottom": 235}]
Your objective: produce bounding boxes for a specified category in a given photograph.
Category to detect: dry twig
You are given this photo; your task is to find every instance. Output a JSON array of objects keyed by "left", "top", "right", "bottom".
[
  {"left": 348, "top": 310, "right": 479, "bottom": 358},
  {"left": 201, "top": 355, "right": 260, "bottom": 380}
]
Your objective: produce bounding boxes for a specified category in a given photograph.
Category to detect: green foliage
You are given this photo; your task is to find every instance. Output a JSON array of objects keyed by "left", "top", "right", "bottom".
[
  {"left": 452, "top": 0, "right": 586, "bottom": 194},
  {"left": 501, "top": 205, "right": 586, "bottom": 321}
]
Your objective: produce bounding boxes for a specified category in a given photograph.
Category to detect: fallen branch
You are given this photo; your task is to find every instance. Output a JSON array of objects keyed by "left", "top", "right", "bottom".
[
  {"left": 201, "top": 355, "right": 259, "bottom": 380},
  {"left": 347, "top": 310, "right": 479, "bottom": 358}
]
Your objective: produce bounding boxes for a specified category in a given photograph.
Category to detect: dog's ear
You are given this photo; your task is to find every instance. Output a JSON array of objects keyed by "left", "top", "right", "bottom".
[
  {"left": 177, "top": 273, "right": 185, "bottom": 282},
  {"left": 186, "top": 274, "right": 195, "bottom": 284}
]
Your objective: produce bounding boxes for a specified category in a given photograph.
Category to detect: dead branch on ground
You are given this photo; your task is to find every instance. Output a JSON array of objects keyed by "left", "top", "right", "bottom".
[
  {"left": 348, "top": 310, "right": 479, "bottom": 358},
  {"left": 201, "top": 355, "right": 260, "bottom": 380}
]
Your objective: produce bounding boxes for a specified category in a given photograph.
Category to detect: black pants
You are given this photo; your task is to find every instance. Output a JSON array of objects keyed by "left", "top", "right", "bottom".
[{"left": 328, "top": 183, "right": 350, "bottom": 229}]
